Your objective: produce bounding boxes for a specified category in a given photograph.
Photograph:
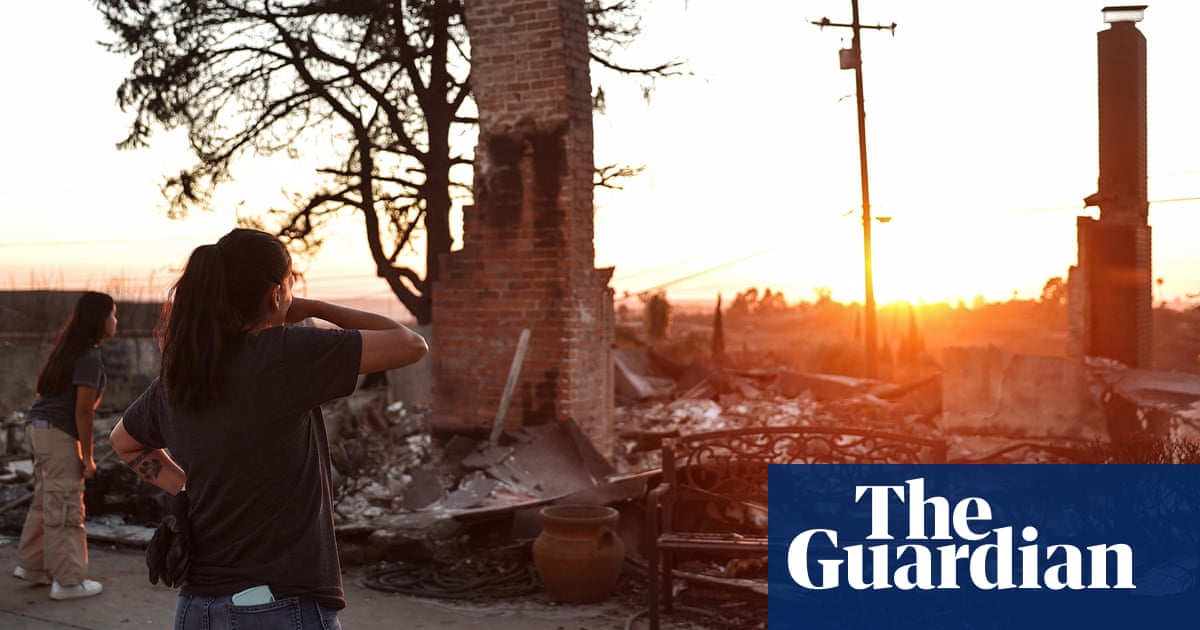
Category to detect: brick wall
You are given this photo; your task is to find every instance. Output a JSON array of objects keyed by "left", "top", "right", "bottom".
[
  {"left": 1070, "top": 16, "right": 1152, "bottom": 369},
  {"left": 433, "top": 0, "right": 614, "bottom": 454},
  {"left": 1075, "top": 218, "right": 1152, "bottom": 368}
]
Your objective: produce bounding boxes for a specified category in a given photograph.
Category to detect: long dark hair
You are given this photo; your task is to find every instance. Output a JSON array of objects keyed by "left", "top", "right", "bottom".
[
  {"left": 157, "top": 228, "right": 291, "bottom": 411},
  {"left": 36, "top": 291, "right": 115, "bottom": 396}
]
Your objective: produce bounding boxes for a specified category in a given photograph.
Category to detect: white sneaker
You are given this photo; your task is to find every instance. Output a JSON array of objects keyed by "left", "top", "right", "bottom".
[
  {"left": 13, "top": 566, "right": 52, "bottom": 585},
  {"left": 49, "top": 579, "right": 103, "bottom": 600}
]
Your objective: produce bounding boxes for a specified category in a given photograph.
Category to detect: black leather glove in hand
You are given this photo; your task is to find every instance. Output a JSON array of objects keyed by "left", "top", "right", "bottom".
[{"left": 147, "top": 489, "right": 190, "bottom": 588}]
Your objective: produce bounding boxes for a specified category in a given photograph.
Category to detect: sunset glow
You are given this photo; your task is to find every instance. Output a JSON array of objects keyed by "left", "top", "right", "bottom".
[{"left": 2, "top": 1, "right": 1199, "bottom": 313}]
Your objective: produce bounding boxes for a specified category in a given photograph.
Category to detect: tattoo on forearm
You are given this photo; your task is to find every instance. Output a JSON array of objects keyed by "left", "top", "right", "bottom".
[
  {"left": 138, "top": 457, "right": 164, "bottom": 481},
  {"left": 128, "top": 451, "right": 150, "bottom": 469}
]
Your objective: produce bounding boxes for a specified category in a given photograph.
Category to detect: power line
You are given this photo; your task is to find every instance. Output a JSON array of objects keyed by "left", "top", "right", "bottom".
[
  {"left": 0, "top": 237, "right": 195, "bottom": 248},
  {"left": 610, "top": 251, "right": 717, "bottom": 283},
  {"left": 1151, "top": 195, "right": 1200, "bottom": 205},
  {"left": 857, "top": 194, "right": 1199, "bottom": 221},
  {"left": 958, "top": 195, "right": 1199, "bottom": 216},
  {"left": 613, "top": 241, "right": 794, "bottom": 302},
  {"left": 0, "top": 184, "right": 154, "bottom": 196}
]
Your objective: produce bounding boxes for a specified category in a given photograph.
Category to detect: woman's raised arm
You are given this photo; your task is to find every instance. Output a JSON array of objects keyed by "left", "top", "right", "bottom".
[{"left": 286, "top": 297, "right": 428, "bottom": 373}]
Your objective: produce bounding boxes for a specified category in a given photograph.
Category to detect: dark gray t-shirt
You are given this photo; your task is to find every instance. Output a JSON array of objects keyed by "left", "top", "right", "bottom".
[
  {"left": 121, "top": 325, "right": 361, "bottom": 609},
  {"left": 27, "top": 347, "right": 106, "bottom": 440}
]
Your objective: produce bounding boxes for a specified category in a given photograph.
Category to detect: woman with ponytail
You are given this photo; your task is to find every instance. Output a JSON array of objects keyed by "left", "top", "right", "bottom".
[
  {"left": 109, "top": 228, "right": 427, "bottom": 629},
  {"left": 14, "top": 291, "right": 117, "bottom": 600}
]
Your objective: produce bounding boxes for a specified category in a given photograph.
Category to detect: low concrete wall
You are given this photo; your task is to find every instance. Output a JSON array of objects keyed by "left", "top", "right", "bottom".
[
  {"left": 942, "top": 345, "right": 1108, "bottom": 440},
  {"left": 99, "top": 338, "right": 162, "bottom": 411},
  {"left": 0, "top": 338, "right": 160, "bottom": 417},
  {"left": 387, "top": 323, "right": 433, "bottom": 407},
  {"left": 3, "top": 329, "right": 435, "bottom": 419},
  {"left": 0, "top": 342, "right": 52, "bottom": 418}
]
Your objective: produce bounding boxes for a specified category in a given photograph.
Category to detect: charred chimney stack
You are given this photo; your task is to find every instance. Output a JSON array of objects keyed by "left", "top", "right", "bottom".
[{"left": 1071, "top": 5, "right": 1152, "bottom": 368}]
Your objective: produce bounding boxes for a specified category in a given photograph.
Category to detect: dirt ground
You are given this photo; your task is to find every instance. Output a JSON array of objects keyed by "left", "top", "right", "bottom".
[{"left": 0, "top": 535, "right": 752, "bottom": 630}]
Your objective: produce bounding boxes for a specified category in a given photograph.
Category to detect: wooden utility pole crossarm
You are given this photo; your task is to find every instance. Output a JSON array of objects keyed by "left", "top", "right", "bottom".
[{"left": 810, "top": 0, "right": 895, "bottom": 380}]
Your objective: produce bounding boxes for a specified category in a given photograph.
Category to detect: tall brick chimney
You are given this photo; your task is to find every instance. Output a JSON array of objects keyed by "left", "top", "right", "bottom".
[
  {"left": 433, "top": 0, "right": 615, "bottom": 453},
  {"left": 1071, "top": 5, "right": 1152, "bottom": 368}
]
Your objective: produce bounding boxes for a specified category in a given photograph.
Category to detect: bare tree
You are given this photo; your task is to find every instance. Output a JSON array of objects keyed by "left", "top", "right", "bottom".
[
  {"left": 1040, "top": 276, "right": 1068, "bottom": 307},
  {"left": 95, "top": 0, "right": 680, "bottom": 324}
]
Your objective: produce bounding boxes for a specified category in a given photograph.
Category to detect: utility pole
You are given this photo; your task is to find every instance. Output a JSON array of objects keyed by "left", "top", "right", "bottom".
[{"left": 811, "top": 1, "right": 894, "bottom": 380}]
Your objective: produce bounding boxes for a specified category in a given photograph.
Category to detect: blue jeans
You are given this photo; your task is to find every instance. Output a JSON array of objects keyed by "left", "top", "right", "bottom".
[{"left": 175, "top": 594, "right": 341, "bottom": 629}]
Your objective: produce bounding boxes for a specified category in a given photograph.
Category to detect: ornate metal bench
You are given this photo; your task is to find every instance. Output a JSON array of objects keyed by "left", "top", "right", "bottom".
[{"left": 643, "top": 425, "right": 947, "bottom": 630}]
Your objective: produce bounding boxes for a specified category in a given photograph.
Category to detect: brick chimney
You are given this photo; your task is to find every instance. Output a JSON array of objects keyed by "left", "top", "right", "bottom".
[
  {"left": 433, "top": 0, "right": 615, "bottom": 453},
  {"left": 1071, "top": 5, "right": 1152, "bottom": 368}
]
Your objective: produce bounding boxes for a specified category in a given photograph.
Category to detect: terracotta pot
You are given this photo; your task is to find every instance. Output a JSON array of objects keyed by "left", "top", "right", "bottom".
[{"left": 532, "top": 504, "right": 625, "bottom": 604}]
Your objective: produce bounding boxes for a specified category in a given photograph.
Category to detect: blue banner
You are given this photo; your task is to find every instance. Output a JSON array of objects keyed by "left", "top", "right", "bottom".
[{"left": 768, "top": 465, "right": 1200, "bottom": 629}]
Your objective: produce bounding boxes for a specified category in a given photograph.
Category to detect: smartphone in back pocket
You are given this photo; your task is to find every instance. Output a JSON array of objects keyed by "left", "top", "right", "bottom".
[{"left": 232, "top": 585, "right": 275, "bottom": 606}]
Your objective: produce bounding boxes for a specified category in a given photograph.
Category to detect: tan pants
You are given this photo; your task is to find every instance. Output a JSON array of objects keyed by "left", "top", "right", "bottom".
[{"left": 17, "top": 423, "right": 89, "bottom": 586}]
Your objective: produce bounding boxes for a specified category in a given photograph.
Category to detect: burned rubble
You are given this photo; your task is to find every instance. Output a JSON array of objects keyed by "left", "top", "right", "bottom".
[{"left": 2, "top": 339, "right": 1199, "bottom": 630}]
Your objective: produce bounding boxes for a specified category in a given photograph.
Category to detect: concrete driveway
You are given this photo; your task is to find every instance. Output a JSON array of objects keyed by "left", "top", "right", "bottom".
[{"left": 0, "top": 537, "right": 720, "bottom": 629}]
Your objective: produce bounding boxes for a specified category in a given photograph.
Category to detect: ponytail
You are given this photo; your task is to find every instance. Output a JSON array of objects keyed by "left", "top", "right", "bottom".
[{"left": 157, "top": 229, "right": 291, "bottom": 411}]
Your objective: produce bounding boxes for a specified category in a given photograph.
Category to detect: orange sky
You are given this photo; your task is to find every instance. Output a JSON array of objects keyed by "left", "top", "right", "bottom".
[{"left": 1, "top": 1, "right": 1198, "bottom": 313}]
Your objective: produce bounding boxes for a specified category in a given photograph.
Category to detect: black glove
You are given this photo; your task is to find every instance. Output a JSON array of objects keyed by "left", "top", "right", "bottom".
[{"left": 147, "top": 489, "right": 190, "bottom": 588}]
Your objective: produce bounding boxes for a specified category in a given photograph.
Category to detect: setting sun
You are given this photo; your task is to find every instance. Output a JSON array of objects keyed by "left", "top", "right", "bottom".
[{"left": 2, "top": 1, "right": 1199, "bottom": 314}]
